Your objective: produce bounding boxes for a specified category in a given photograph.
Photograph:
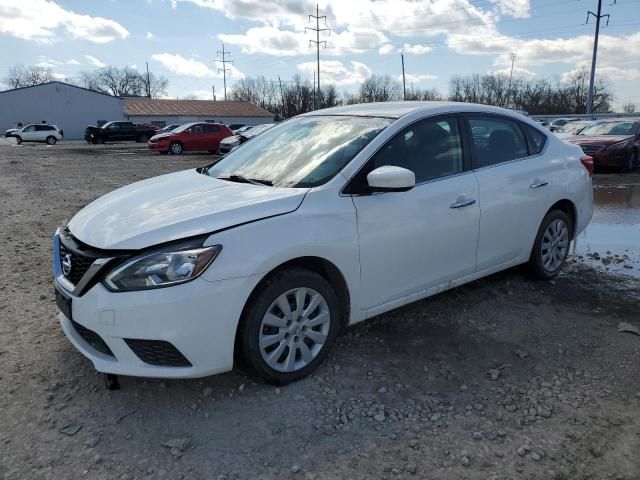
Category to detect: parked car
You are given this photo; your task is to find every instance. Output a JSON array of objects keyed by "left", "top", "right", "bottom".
[
  {"left": 84, "top": 121, "right": 157, "bottom": 144},
  {"left": 218, "top": 123, "right": 275, "bottom": 156},
  {"left": 549, "top": 118, "right": 580, "bottom": 132},
  {"left": 564, "top": 119, "right": 640, "bottom": 172},
  {"left": 5, "top": 124, "right": 63, "bottom": 145},
  {"left": 233, "top": 125, "right": 254, "bottom": 134},
  {"left": 554, "top": 120, "right": 600, "bottom": 139},
  {"left": 53, "top": 102, "right": 593, "bottom": 385},
  {"left": 227, "top": 123, "right": 245, "bottom": 131},
  {"left": 148, "top": 122, "right": 233, "bottom": 154},
  {"left": 159, "top": 124, "right": 182, "bottom": 133}
]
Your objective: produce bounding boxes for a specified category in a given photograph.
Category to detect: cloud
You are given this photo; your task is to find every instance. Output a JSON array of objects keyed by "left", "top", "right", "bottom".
[
  {"left": 146, "top": 31, "right": 154, "bottom": 39},
  {"left": 402, "top": 44, "right": 432, "bottom": 55},
  {"left": 490, "top": 0, "right": 530, "bottom": 18},
  {"left": 35, "top": 57, "right": 80, "bottom": 68},
  {"left": 562, "top": 65, "right": 640, "bottom": 83},
  {"left": 219, "top": 27, "right": 306, "bottom": 56},
  {"left": 398, "top": 73, "right": 438, "bottom": 84},
  {"left": 0, "top": 0, "right": 129, "bottom": 43},
  {"left": 152, "top": 53, "right": 244, "bottom": 79},
  {"left": 297, "top": 60, "right": 372, "bottom": 86},
  {"left": 85, "top": 55, "right": 106, "bottom": 68},
  {"left": 490, "top": 66, "right": 537, "bottom": 80}
]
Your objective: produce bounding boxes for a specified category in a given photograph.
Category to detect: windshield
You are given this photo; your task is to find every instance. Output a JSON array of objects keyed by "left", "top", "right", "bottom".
[
  {"left": 562, "top": 122, "right": 591, "bottom": 134},
  {"left": 207, "top": 115, "right": 391, "bottom": 188},
  {"left": 173, "top": 123, "right": 197, "bottom": 133},
  {"left": 580, "top": 121, "right": 638, "bottom": 136}
]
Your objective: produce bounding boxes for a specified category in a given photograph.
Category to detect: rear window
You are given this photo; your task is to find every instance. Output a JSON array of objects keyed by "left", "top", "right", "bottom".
[{"left": 521, "top": 123, "right": 547, "bottom": 155}]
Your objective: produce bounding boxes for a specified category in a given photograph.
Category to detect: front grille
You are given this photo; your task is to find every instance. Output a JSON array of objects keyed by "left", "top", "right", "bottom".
[
  {"left": 71, "top": 320, "right": 114, "bottom": 356},
  {"left": 580, "top": 144, "right": 604, "bottom": 156},
  {"left": 125, "top": 339, "right": 192, "bottom": 367},
  {"left": 59, "top": 242, "right": 95, "bottom": 285}
]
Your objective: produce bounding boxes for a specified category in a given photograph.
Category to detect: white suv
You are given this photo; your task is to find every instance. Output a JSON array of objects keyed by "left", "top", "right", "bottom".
[
  {"left": 53, "top": 102, "right": 593, "bottom": 385},
  {"left": 7, "top": 124, "right": 63, "bottom": 145}
]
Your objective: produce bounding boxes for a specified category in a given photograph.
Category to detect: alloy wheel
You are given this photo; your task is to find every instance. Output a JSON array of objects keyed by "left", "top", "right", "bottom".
[
  {"left": 259, "top": 287, "right": 331, "bottom": 373},
  {"left": 540, "top": 218, "right": 569, "bottom": 272},
  {"left": 170, "top": 143, "right": 182, "bottom": 154}
]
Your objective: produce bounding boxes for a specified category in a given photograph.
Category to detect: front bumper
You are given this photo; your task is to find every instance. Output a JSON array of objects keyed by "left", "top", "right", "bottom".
[
  {"left": 149, "top": 141, "right": 170, "bottom": 152},
  {"left": 53, "top": 231, "right": 262, "bottom": 378}
]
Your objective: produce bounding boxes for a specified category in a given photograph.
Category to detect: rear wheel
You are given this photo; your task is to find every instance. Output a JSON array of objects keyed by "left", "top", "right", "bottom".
[
  {"left": 137, "top": 134, "right": 149, "bottom": 143},
  {"left": 15, "top": 136, "right": 22, "bottom": 145},
  {"left": 239, "top": 268, "right": 341, "bottom": 385},
  {"left": 45, "top": 136, "right": 57, "bottom": 145},
  {"left": 527, "top": 210, "right": 571, "bottom": 279},
  {"left": 622, "top": 150, "right": 637, "bottom": 173},
  {"left": 170, "top": 142, "right": 183, "bottom": 155}
]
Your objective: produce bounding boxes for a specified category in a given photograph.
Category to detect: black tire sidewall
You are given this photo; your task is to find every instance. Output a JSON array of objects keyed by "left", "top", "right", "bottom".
[
  {"left": 241, "top": 269, "right": 341, "bottom": 385},
  {"left": 46, "top": 136, "right": 56, "bottom": 145},
  {"left": 15, "top": 136, "right": 22, "bottom": 145},
  {"left": 529, "top": 210, "right": 572, "bottom": 279}
]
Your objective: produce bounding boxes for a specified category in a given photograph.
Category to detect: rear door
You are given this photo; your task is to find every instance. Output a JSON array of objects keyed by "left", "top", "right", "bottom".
[
  {"left": 350, "top": 115, "right": 480, "bottom": 310},
  {"left": 466, "top": 114, "right": 552, "bottom": 271},
  {"left": 35, "top": 125, "right": 52, "bottom": 141}
]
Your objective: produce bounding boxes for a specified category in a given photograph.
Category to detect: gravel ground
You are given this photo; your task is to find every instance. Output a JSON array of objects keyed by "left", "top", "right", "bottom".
[{"left": 1, "top": 143, "right": 639, "bottom": 480}]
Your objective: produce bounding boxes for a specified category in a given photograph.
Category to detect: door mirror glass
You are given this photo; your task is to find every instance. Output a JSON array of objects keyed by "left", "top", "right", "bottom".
[{"left": 367, "top": 166, "right": 415, "bottom": 192}]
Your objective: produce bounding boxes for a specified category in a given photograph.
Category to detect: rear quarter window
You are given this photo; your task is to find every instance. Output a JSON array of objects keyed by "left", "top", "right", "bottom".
[{"left": 521, "top": 123, "right": 547, "bottom": 155}]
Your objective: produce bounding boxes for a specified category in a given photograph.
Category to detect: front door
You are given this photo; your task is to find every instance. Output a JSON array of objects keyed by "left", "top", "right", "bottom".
[{"left": 350, "top": 116, "right": 480, "bottom": 310}]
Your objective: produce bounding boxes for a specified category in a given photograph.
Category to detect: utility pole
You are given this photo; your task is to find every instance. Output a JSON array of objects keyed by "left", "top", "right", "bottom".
[
  {"left": 401, "top": 52, "right": 406, "bottom": 101},
  {"left": 145, "top": 61, "right": 151, "bottom": 98},
  {"left": 306, "top": 4, "right": 329, "bottom": 110},
  {"left": 312, "top": 70, "right": 316, "bottom": 109},
  {"left": 212, "top": 85, "right": 216, "bottom": 101},
  {"left": 215, "top": 43, "right": 232, "bottom": 101},
  {"left": 506, "top": 52, "right": 516, "bottom": 108},
  {"left": 586, "top": 0, "right": 614, "bottom": 114}
]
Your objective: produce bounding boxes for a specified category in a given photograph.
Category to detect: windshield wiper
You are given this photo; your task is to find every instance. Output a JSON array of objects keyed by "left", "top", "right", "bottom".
[{"left": 217, "top": 174, "right": 273, "bottom": 186}]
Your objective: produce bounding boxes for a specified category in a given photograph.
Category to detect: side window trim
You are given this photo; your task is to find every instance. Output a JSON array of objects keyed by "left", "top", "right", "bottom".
[{"left": 342, "top": 113, "right": 470, "bottom": 195}]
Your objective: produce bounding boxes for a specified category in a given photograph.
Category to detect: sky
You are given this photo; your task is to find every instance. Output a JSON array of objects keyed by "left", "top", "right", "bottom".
[{"left": 0, "top": 0, "right": 638, "bottom": 109}]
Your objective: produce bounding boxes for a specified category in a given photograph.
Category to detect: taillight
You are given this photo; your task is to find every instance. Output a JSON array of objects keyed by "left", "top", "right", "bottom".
[
  {"left": 580, "top": 155, "right": 594, "bottom": 177},
  {"left": 59, "top": 129, "right": 64, "bottom": 137}
]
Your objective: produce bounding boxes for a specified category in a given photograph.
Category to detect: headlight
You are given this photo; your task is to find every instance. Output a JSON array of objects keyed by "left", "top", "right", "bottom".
[
  {"left": 104, "top": 244, "right": 221, "bottom": 291},
  {"left": 607, "top": 139, "right": 631, "bottom": 150}
]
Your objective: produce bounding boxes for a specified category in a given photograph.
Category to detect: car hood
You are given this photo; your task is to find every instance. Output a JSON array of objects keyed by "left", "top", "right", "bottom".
[
  {"left": 564, "top": 135, "right": 632, "bottom": 146},
  {"left": 220, "top": 135, "right": 240, "bottom": 145},
  {"left": 150, "top": 132, "right": 173, "bottom": 141},
  {"left": 68, "top": 169, "right": 307, "bottom": 250}
]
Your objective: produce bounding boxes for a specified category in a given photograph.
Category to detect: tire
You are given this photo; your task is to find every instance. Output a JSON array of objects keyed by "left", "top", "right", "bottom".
[
  {"left": 239, "top": 268, "right": 341, "bottom": 385},
  {"left": 15, "top": 136, "right": 22, "bottom": 145},
  {"left": 622, "top": 150, "right": 637, "bottom": 173},
  {"left": 527, "top": 210, "right": 572, "bottom": 279},
  {"left": 45, "top": 136, "right": 57, "bottom": 145},
  {"left": 170, "top": 142, "right": 183, "bottom": 155}
]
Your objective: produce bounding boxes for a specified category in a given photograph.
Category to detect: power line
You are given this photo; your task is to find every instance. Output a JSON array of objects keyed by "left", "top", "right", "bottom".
[
  {"left": 305, "top": 4, "right": 330, "bottom": 110},
  {"left": 586, "top": 0, "right": 616, "bottom": 114},
  {"left": 215, "top": 43, "right": 232, "bottom": 101}
]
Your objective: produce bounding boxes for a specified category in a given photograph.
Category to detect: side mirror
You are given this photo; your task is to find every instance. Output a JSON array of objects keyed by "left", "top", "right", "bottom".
[{"left": 367, "top": 166, "right": 415, "bottom": 192}]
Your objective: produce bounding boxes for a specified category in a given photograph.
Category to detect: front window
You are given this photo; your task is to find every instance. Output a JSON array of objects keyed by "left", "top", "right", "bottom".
[
  {"left": 207, "top": 116, "right": 391, "bottom": 188},
  {"left": 580, "top": 121, "right": 638, "bottom": 136}
]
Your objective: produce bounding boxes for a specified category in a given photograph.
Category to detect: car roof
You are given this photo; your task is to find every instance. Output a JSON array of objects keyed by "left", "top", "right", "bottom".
[{"left": 302, "top": 101, "right": 530, "bottom": 120}]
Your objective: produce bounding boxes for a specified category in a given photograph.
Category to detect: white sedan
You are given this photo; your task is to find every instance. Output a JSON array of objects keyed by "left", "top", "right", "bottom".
[{"left": 53, "top": 102, "right": 593, "bottom": 384}]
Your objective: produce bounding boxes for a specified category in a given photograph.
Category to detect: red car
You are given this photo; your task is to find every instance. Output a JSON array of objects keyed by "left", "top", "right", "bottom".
[
  {"left": 565, "top": 119, "right": 640, "bottom": 172},
  {"left": 148, "top": 122, "right": 233, "bottom": 155}
]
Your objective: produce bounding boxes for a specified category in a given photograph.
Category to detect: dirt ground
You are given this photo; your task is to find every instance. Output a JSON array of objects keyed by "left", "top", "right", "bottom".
[{"left": 0, "top": 142, "right": 639, "bottom": 480}]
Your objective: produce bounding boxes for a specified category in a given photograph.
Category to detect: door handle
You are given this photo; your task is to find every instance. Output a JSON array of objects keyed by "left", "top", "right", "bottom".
[
  {"left": 530, "top": 179, "right": 549, "bottom": 189},
  {"left": 450, "top": 197, "right": 476, "bottom": 208}
]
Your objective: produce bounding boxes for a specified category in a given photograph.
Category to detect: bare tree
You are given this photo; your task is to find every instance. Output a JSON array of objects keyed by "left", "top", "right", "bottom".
[
  {"left": 623, "top": 102, "right": 636, "bottom": 113},
  {"left": 4, "top": 64, "right": 55, "bottom": 88},
  {"left": 70, "top": 66, "right": 168, "bottom": 98},
  {"left": 359, "top": 75, "right": 402, "bottom": 103}
]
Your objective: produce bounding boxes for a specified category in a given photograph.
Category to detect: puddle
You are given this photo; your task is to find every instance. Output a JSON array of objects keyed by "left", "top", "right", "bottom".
[{"left": 572, "top": 184, "right": 640, "bottom": 277}]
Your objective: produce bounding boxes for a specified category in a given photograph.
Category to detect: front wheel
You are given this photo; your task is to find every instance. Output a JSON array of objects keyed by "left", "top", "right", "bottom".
[
  {"left": 15, "top": 136, "right": 22, "bottom": 145},
  {"left": 170, "top": 142, "right": 183, "bottom": 155},
  {"left": 527, "top": 210, "right": 572, "bottom": 279},
  {"left": 45, "top": 136, "right": 57, "bottom": 145},
  {"left": 239, "top": 269, "right": 341, "bottom": 385}
]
